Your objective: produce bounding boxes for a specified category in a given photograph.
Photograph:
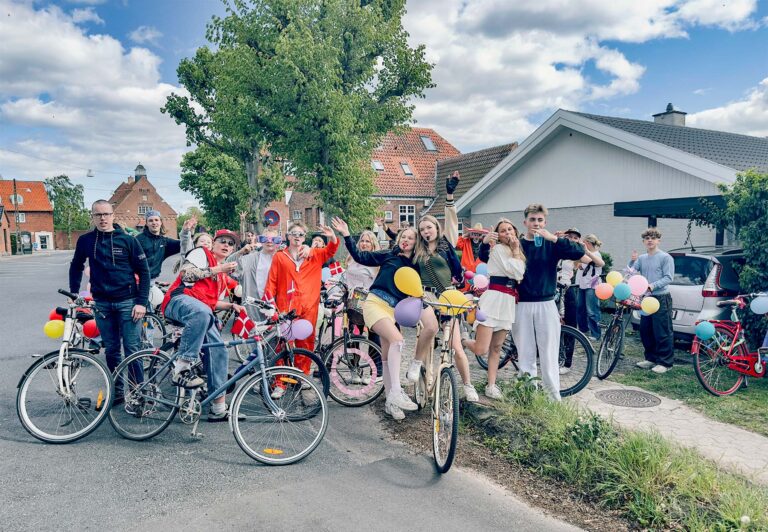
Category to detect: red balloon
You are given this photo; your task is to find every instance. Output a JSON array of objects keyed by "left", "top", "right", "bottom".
[
  {"left": 49, "top": 308, "right": 64, "bottom": 321},
  {"left": 83, "top": 319, "right": 100, "bottom": 339}
]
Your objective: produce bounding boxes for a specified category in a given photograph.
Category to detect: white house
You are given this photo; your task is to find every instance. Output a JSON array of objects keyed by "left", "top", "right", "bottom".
[{"left": 455, "top": 104, "right": 768, "bottom": 266}]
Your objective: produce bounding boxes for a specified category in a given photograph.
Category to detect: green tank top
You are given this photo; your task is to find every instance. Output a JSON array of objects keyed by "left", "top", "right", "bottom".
[{"left": 419, "top": 253, "right": 452, "bottom": 292}]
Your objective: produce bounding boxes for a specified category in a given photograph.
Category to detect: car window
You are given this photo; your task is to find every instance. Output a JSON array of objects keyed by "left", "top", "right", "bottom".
[{"left": 672, "top": 256, "right": 712, "bottom": 286}]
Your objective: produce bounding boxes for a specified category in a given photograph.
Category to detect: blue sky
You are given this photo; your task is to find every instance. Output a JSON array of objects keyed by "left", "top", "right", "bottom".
[{"left": 1, "top": 0, "right": 767, "bottom": 212}]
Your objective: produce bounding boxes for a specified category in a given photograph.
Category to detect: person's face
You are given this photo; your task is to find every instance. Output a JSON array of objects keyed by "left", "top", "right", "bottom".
[
  {"left": 398, "top": 229, "right": 416, "bottom": 252},
  {"left": 564, "top": 232, "right": 580, "bottom": 242},
  {"left": 260, "top": 232, "right": 281, "bottom": 253},
  {"left": 469, "top": 233, "right": 484, "bottom": 243},
  {"left": 287, "top": 228, "right": 306, "bottom": 247},
  {"left": 419, "top": 220, "right": 438, "bottom": 243},
  {"left": 497, "top": 223, "right": 518, "bottom": 246},
  {"left": 357, "top": 234, "right": 373, "bottom": 252},
  {"left": 91, "top": 204, "right": 114, "bottom": 231},
  {"left": 311, "top": 236, "right": 326, "bottom": 249},
  {"left": 212, "top": 236, "right": 235, "bottom": 259},
  {"left": 196, "top": 235, "right": 213, "bottom": 250},
  {"left": 523, "top": 212, "right": 546, "bottom": 235},
  {"left": 146, "top": 216, "right": 162, "bottom": 235},
  {"left": 644, "top": 235, "right": 660, "bottom": 251}
]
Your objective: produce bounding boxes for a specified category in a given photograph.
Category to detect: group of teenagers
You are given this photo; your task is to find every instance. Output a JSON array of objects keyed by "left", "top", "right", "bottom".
[{"left": 68, "top": 172, "right": 611, "bottom": 422}]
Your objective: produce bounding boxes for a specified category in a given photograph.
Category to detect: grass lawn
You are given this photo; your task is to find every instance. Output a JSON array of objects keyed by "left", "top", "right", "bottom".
[{"left": 611, "top": 327, "right": 768, "bottom": 437}]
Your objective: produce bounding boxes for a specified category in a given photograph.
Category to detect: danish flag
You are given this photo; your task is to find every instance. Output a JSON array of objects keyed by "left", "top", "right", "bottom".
[
  {"left": 231, "top": 309, "right": 256, "bottom": 339},
  {"left": 328, "top": 261, "right": 344, "bottom": 276},
  {"left": 287, "top": 280, "right": 297, "bottom": 305}
]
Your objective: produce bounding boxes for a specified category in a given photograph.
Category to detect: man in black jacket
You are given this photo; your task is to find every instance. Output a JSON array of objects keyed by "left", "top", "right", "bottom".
[
  {"left": 135, "top": 210, "right": 194, "bottom": 280},
  {"left": 69, "top": 200, "right": 150, "bottom": 375}
]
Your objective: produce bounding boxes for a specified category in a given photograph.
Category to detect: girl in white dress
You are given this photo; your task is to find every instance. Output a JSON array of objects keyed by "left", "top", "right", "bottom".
[{"left": 463, "top": 219, "right": 526, "bottom": 400}]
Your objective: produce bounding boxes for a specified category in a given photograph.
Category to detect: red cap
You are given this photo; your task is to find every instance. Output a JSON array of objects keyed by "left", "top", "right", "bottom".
[{"left": 213, "top": 229, "right": 240, "bottom": 247}]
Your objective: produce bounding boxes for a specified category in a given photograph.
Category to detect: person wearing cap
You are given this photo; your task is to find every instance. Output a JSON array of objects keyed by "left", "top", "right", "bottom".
[
  {"left": 135, "top": 210, "right": 194, "bottom": 280},
  {"left": 160, "top": 229, "right": 243, "bottom": 421},
  {"left": 557, "top": 228, "right": 582, "bottom": 374},
  {"left": 575, "top": 234, "right": 604, "bottom": 342}
]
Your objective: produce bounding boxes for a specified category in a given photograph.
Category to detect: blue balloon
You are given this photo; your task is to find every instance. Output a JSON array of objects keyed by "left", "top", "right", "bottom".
[
  {"left": 695, "top": 321, "right": 716, "bottom": 341},
  {"left": 750, "top": 296, "right": 768, "bottom": 315},
  {"left": 476, "top": 263, "right": 488, "bottom": 277},
  {"left": 613, "top": 283, "right": 631, "bottom": 301},
  {"left": 321, "top": 267, "right": 331, "bottom": 282}
]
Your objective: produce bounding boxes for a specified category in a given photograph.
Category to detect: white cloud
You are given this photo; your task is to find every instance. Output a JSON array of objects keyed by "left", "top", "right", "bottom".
[
  {"left": 687, "top": 77, "right": 768, "bottom": 137},
  {"left": 128, "top": 25, "right": 163, "bottom": 47},
  {"left": 0, "top": 0, "right": 191, "bottom": 208},
  {"left": 693, "top": 88, "right": 712, "bottom": 95},
  {"left": 71, "top": 7, "right": 104, "bottom": 25},
  {"left": 66, "top": 0, "right": 107, "bottom": 4}
]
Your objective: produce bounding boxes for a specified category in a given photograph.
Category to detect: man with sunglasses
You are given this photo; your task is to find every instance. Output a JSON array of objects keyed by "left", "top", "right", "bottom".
[{"left": 161, "top": 229, "right": 244, "bottom": 421}]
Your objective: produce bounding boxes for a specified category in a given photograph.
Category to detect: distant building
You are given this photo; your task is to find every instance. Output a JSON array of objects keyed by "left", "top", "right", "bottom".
[
  {"left": 0, "top": 205, "right": 11, "bottom": 255},
  {"left": 0, "top": 179, "right": 55, "bottom": 251},
  {"left": 109, "top": 164, "right": 178, "bottom": 238}
]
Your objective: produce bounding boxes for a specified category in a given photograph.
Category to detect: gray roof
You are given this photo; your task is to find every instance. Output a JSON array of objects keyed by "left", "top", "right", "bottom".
[{"left": 572, "top": 111, "right": 768, "bottom": 173}]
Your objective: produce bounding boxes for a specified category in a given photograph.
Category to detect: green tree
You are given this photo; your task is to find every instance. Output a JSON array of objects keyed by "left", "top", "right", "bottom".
[
  {"left": 44, "top": 175, "right": 90, "bottom": 249},
  {"left": 176, "top": 206, "right": 208, "bottom": 234},
  {"left": 164, "top": 0, "right": 433, "bottom": 231},
  {"left": 693, "top": 170, "right": 768, "bottom": 347}
]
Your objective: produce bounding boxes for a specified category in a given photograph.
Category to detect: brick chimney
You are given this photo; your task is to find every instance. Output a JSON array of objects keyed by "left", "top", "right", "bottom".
[{"left": 653, "top": 103, "right": 686, "bottom": 126}]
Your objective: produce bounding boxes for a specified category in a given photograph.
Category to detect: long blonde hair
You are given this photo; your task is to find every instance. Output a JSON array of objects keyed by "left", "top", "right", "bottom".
[
  {"left": 357, "top": 230, "right": 380, "bottom": 252},
  {"left": 414, "top": 215, "right": 443, "bottom": 263},
  {"left": 494, "top": 218, "right": 526, "bottom": 262}
]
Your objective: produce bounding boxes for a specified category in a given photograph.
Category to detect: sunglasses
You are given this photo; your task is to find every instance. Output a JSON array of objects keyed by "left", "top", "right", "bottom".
[
  {"left": 288, "top": 231, "right": 306, "bottom": 238},
  {"left": 216, "top": 239, "right": 236, "bottom": 246},
  {"left": 258, "top": 235, "right": 283, "bottom": 245}
]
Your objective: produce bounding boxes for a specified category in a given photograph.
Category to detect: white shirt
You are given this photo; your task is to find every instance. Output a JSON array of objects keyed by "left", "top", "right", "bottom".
[{"left": 576, "top": 251, "right": 602, "bottom": 289}]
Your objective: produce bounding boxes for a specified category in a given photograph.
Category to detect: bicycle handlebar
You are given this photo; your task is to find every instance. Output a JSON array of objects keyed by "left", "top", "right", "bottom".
[{"left": 58, "top": 288, "right": 79, "bottom": 300}]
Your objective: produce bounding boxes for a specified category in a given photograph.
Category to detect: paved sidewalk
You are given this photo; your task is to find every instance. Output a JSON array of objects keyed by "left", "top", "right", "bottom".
[{"left": 570, "top": 378, "right": 768, "bottom": 485}]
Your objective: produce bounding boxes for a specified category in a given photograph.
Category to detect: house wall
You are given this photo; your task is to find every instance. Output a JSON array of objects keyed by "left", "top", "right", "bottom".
[
  {"left": 7, "top": 211, "right": 56, "bottom": 250},
  {"left": 112, "top": 178, "right": 178, "bottom": 238},
  {"left": 0, "top": 215, "right": 10, "bottom": 255}
]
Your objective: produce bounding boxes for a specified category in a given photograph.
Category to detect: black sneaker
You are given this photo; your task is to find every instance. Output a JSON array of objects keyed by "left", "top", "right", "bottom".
[
  {"left": 172, "top": 369, "right": 205, "bottom": 389},
  {"left": 207, "top": 410, "right": 246, "bottom": 422}
]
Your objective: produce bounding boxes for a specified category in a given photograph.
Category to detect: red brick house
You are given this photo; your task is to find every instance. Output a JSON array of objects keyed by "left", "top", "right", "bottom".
[
  {"left": 0, "top": 205, "right": 11, "bottom": 255},
  {"left": 109, "top": 164, "right": 178, "bottom": 238},
  {"left": 0, "top": 179, "right": 55, "bottom": 251}
]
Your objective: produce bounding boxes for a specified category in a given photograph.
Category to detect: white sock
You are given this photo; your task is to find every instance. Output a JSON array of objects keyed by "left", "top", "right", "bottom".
[
  {"left": 382, "top": 360, "right": 392, "bottom": 396},
  {"left": 174, "top": 359, "right": 192, "bottom": 376},
  {"left": 210, "top": 402, "right": 226, "bottom": 414},
  {"left": 388, "top": 342, "right": 403, "bottom": 397}
]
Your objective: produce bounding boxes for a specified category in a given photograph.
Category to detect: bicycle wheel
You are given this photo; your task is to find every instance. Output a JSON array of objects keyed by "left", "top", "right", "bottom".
[
  {"left": 324, "top": 336, "right": 384, "bottom": 407},
  {"left": 596, "top": 319, "right": 624, "bottom": 380},
  {"left": 109, "top": 349, "right": 180, "bottom": 440},
  {"left": 231, "top": 367, "right": 328, "bottom": 465},
  {"left": 693, "top": 326, "right": 745, "bottom": 396},
  {"left": 17, "top": 349, "right": 113, "bottom": 444},
  {"left": 433, "top": 367, "right": 459, "bottom": 474},
  {"left": 268, "top": 347, "right": 330, "bottom": 398},
  {"left": 559, "top": 326, "right": 594, "bottom": 397},
  {"left": 140, "top": 313, "right": 167, "bottom": 350},
  {"left": 475, "top": 330, "right": 515, "bottom": 370}
]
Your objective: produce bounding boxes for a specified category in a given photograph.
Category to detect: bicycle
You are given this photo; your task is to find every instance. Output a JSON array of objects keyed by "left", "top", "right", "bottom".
[
  {"left": 315, "top": 277, "right": 384, "bottom": 407},
  {"left": 691, "top": 293, "right": 768, "bottom": 397},
  {"left": 16, "top": 289, "right": 114, "bottom": 444},
  {"left": 139, "top": 281, "right": 170, "bottom": 351},
  {"left": 108, "top": 302, "right": 328, "bottom": 465},
  {"left": 595, "top": 296, "right": 640, "bottom": 380}
]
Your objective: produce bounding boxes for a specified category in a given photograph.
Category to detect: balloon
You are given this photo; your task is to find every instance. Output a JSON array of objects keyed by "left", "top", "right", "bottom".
[
  {"left": 44, "top": 320, "right": 65, "bottom": 339},
  {"left": 475, "top": 309, "right": 487, "bottom": 322},
  {"left": 476, "top": 263, "right": 488, "bottom": 277},
  {"left": 466, "top": 309, "right": 476, "bottom": 325},
  {"left": 750, "top": 296, "right": 768, "bottom": 315},
  {"left": 436, "top": 289, "right": 470, "bottom": 316},
  {"left": 473, "top": 274, "right": 489, "bottom": 290},
  {"left": 613, "top": 283, "right": 631, "bottom": 301},
  {"left": 82, "top": 319, "right": 100, "bottom": 339},
  {"left": 640, "top": 296, "right": 660, "bottom": 315},
  {"left": 281, "top": 319, "right": 314, "bottom": 341},
  {"left": 149, "top": 285, "right": 165, "bottom": 308},
  {"left": 595, "top": 283, "right": 614, "bottom": 300},
  {"left": 695, "top": 321, "right": 716, "bottom": 341},
  {"left": 394, "top": 267, "right": 423, "bottom": 298},
  {"left": 606, "top": 271, "right": 623, "bottom": 287},
  {"left": 628, "top": 275, "right": 649, "bottom": 297},
  {"left": 394, "top": 297, "right": 423, "bottom": 328},
  {"left": 233, "top": 284, "right": 243, "bottom": 298},
  {"left": 321, "top": 267, "right": 331, "bottom": 282},
  {"left": 467, "top": 277, "right": 474, "bottom": 286},
  {"left": 49, "top": 308, "right": 64, "bottom": 321},
  {"left": 464, "top": 270, "right": 475, "bottom": 280}
]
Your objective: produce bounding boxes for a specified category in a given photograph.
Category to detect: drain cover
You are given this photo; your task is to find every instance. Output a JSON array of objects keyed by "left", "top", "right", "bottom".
[{"left": 595, "top": 389, "right": 661, "bottom": 408}]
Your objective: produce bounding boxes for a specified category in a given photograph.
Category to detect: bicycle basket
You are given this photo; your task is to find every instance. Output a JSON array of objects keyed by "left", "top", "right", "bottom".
[{"left": 347, "top": 288, "right": 369, "bottom": 313}]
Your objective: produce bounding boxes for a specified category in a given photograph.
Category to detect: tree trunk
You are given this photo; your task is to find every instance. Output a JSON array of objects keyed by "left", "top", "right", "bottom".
[{"left": 245, "top": 147, "right": 264, "bottom": 233}]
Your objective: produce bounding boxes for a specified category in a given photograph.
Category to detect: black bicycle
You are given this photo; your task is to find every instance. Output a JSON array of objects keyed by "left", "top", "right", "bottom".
[{"left": 595, "top": 298, "right": 638, "bottom": 380}]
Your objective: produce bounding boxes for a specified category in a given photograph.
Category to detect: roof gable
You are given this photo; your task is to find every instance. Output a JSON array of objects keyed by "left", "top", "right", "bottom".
[{"left": 0, "top": 180, "right": 53, "bottom": 212}]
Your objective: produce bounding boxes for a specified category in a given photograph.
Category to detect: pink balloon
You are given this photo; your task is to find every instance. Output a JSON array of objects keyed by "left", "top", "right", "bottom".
[
  {"left": 464, "top": 270, "right": 475, "bottom": 280},
  {"left": 395, "top": 297, "right": 423, "bottom": 328},
  {"left": 628, "top": 275, "right": 649, "bottom": 297},
  {"left": 475, "top": 309, "right": 487, "bottom": 322},
  {"left": 281, "top": 319, "right": 314, "bottom": 341},
  {"left": 473, "top": 274, "right": 489, "bottom": 290}
]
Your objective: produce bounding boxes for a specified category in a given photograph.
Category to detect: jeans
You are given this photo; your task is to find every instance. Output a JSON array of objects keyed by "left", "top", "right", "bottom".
[
  {"left": 577, "top": 288, "right": 601, "bottom": 341},
  {"left": 94, "top": 299, "right": 142, "bottom": 373},
  {"left": 165, "top": 295, "right": 229, "bottom": 400},
  {"left": 562, "top": 287, "right": 578, "bottom": 366}
]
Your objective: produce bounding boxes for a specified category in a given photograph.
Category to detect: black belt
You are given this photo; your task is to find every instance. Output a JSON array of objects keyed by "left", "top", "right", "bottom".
[{"left": 489, "top": 276, "right": 518, "bottom": 288}]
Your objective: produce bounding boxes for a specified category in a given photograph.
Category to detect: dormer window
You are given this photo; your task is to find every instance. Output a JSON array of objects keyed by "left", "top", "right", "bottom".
[
  {"left": 400, "top": 163, "right": 413, "bottom": 175},
  {"left": 9, "top": 194, "right": 23, "bottom": 205},
  {"left": 420, "top": 135, "right": 437, "bottom": 151},
  {"left": 371, "top": 160, "right": 384, "bottom": 171}
]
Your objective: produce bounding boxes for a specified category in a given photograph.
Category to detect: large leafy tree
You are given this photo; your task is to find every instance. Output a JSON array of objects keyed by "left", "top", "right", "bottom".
[
  {"left": 44, "top": 175, "right": 90, "bottom": 249},
  {"left": 164, "top": 0, "right": 433, "bottom": 231},
  {"left": 176, "top": 206, "right": 208, "bottom": 234}
]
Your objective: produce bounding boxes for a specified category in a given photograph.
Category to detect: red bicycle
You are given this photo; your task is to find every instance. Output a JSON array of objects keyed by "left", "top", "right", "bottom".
[{"left": 691, "top": 293, "right": 768, "bottom": 396}]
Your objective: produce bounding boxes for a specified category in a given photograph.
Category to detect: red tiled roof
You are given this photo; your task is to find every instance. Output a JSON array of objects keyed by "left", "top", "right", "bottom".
[
  {"left": 0, "top": 180, "right": 53, "bottom": 212},
  {"left": 109, "top": 181, "right": 133, "bottom": 206},
  {"left": 371, "top": 127, "right": 460, "bottom": 197}
]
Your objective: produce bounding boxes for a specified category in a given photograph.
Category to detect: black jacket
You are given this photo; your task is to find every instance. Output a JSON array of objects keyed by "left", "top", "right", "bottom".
[
  {"left": 69, "top": 225, "right": 150, "bottom": 305},
  {"left": 344, "top": 236, "right": 417, "bottom": 305},
  {"left": 135, "top": 227, "right": 182, "bottom": 279}
]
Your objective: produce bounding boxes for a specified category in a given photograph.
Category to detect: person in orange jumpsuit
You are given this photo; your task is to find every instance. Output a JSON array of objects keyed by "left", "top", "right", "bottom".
[{"left": 265, "top": 222, "right": 338, "bottom": 374}]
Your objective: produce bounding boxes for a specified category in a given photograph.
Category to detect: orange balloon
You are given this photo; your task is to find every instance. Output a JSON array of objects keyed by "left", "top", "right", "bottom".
[{"left": 595, "top": 283, "right": 614, "bottom": 300}]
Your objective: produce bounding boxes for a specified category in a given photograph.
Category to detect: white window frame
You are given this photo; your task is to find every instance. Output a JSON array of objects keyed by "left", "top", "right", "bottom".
[
  {"left": 293, "top": 210, "right": 302, "bottom": 220},
  {"left": 138, "top": 205, "right": 151, "bottom": 215},
  {"left": 400, "top": 162, "right": 413, "bottom": 175},
  {"left": 399, "top": 204, "right": 415, "bottom": 227},
  {"left": 15, "top": 212, "right": 26, "bottom": 223},
  {"left": 371, "top": 160, "right": 384, "bottom": 171},
  {"left": 384, "top": 210, "right": 393, "bottom": 221}
]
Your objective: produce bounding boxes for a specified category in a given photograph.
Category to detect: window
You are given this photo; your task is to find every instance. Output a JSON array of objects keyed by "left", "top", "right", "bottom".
[
  {"left": 457, "top": 221, "right": 464, "bottom": 236},
  {"left": 15, "top": 212, "right": 25, "bottom": 223},
  {"left": 9, "top": 194, "right": 23, "bottom": 205},
  {"left": 420, "top": 135, "right": 437, "bottom": 151},
  {"left": 293, "top": 210, "right": 302, "bottom": 220},
  {"left": 399, "top": 205, "right": 415, "bottom": 227},
  {"left": 142, "top": 194, "right": 148, "bottom": 201},
  {"left": 400, "top": 163, "right": 413, "bottom": 175},
  {"left": 304, "top": 207, "right": 313, "bottom": 225},
  {"left": 384, "top": 210, "right": 393, "bottom": 221},
  {"left": 371, "top": 160, "right": 384, "bottom": 171},
  {"left": 138, "top": 205, "right": 151, "bottom": 215}
]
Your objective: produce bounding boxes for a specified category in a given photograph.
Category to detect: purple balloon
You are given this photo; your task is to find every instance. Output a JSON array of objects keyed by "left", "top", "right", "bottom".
[
  {"left": 395, "top": 297, "right": 422, "bottom": 328},
  {"left": 281, "top": 319, "right": 314, "bottom": 341},
  {"left": 474, "top": 309, "right": 487, "bottom": 322}
]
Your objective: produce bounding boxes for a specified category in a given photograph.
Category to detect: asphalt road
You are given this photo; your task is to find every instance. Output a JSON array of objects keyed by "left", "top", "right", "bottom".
[{"left": 0, "top": 251, "right": 580, "bottom": 531}]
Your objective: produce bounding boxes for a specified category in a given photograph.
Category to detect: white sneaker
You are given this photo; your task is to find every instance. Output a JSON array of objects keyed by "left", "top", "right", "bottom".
[
  {"left": 384, "top": 401, "right": 405, "bottom": 421},
  {"left": 651, "top": 364, "right": 670, "bottom": 374},
  {"left": 388, "top": 390, "right": 418, "bottom": 412},
  {"left": 375, "top": 375, "right": 383, "bottom": 384},
  {"left": 559, "top": 366, "right": 571, "bottom": 375},
  {"left": 485, "top": 384, "right": 502, "bottom": 400},
  {"left": 350, "top": 374, "right": 363, "bottom": 385},
  {"left": 406, "top": 361, "right": 422, "bottom": 382},
  {"left": 636, "top": 360, "right": 655, "bottom": 369},
  {"left": 271, "top": 386, "right": 286, "bottom": 399},
  {"left": 463, "top": 383, "right": 479, "bottom": 403}
]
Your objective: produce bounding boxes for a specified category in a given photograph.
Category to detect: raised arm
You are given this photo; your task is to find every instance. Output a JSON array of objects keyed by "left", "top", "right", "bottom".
[{"left": 443, "top": 171, "right": 460, "bottom": 247}]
